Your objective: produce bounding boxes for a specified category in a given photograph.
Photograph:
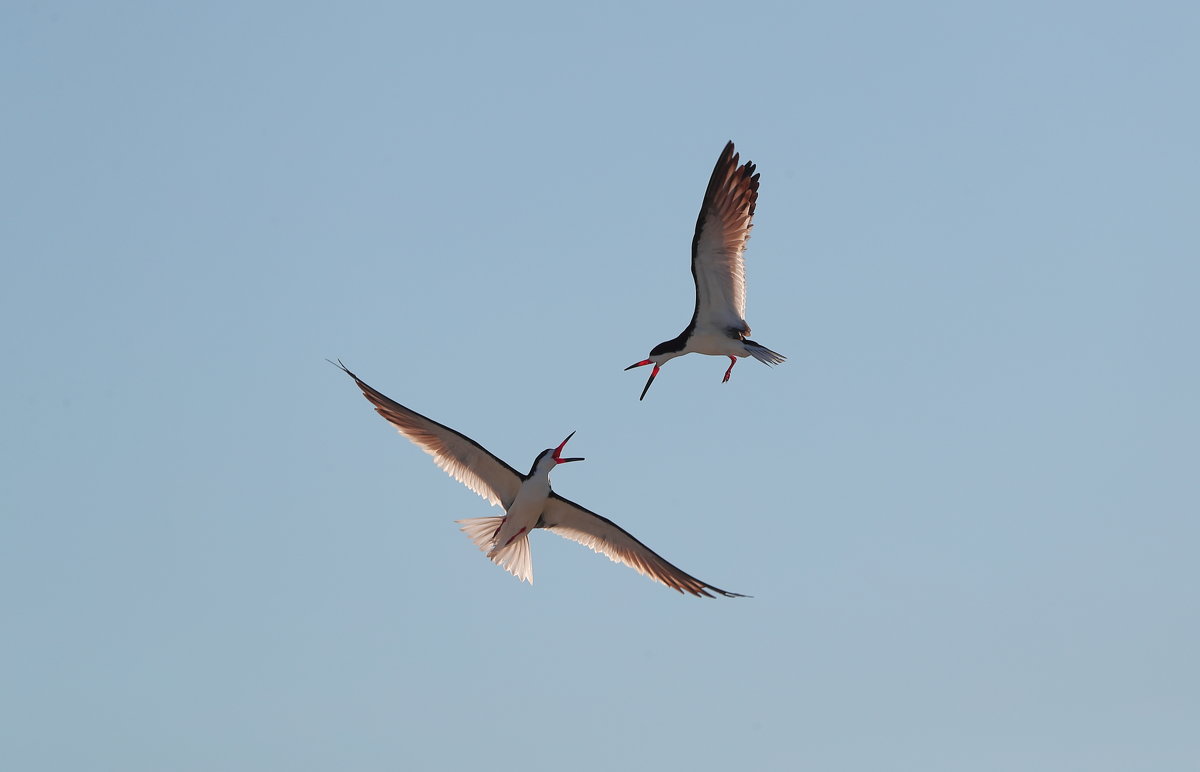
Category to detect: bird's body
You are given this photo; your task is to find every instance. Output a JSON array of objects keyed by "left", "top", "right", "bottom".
[
  {"left": 649, "top": 327, "right": 771, "bottom": 362},
  {"left": 333, "top": 361, "right": 744, "bottom": 598},
  {"left": 626, "top": 141, "right": 785, "bottom": 400},
  {"left": 474, "top": 450, "right": 559, "bottom": 581}
]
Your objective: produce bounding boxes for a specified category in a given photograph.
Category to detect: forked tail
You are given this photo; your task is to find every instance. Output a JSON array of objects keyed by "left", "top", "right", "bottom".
[
  {"left": 455, "top": 517, "right": 534, "bottom": 584},
  {"left": 744, "top": 339, "right": 786, "bottom": 366}
]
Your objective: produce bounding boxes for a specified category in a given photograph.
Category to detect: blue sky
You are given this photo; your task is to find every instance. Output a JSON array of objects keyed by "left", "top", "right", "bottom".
[{"left": 3, "top": 2, "right": 1197, "bottom": 770}]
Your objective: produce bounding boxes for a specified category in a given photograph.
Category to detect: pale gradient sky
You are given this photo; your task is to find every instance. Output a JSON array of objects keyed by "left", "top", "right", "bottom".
[{"left": 3, "top": 2, "right": 1198, "bottom": 770}]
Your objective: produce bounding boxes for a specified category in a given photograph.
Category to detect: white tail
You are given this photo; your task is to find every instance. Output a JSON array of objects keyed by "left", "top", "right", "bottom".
[
  {"left": 745, "top": 339, "right": 786, "bottom": 366},
  {"left": 457, "top": 516, "right": 503, "bottom": 551},
  {"left": 455, "top": 517, "right": 534, "bottom": 585}
]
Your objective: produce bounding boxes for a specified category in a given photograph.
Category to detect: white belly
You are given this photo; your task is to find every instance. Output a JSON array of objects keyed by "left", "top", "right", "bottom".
[
  {"left": 686, "top": 330, "right": 748, "bottom": 357},
  {"left": 492, "top": 481, "right": 549, "bottom": 548}
]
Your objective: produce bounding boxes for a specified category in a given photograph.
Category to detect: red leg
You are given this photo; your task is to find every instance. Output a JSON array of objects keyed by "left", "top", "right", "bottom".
[{"left": 722, "top": 356, "right": 737, "bottom": 383}]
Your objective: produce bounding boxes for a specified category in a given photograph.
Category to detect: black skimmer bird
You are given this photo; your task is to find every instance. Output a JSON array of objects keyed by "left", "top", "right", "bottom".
[
  {"left": 626, "top": 141, "right": 786, "bottom": 400},
  {"left": 332, "top": 361, "right": 745, "bottom": 598}
]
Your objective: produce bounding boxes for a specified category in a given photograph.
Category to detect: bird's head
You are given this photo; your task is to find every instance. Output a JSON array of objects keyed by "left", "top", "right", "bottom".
[
  {"left": 624, "top": 342, "right": 683, "bottom": 401},
  {"left": 530, "top": 431, "right": 585, "bottom": 477}
]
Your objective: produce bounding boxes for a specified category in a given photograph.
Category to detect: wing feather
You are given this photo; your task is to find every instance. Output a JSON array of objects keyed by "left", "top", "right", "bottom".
[
  {"left": 540, "top": 493, "right": 745, "bottom": 598},
  {"left": 333, "top": 361, "right": 523, "bottom": 509},
  {"left": 690, "top": 141, "right": 760, "bottom": 331}
]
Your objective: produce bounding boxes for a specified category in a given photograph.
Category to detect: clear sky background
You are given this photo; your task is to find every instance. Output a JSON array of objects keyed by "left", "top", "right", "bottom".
[{"left": 3, "top": 2, "right": 1197, "bottom": 770}]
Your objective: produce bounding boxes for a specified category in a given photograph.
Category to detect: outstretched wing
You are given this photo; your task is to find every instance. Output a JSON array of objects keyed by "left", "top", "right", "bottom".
[
  {"left": 690, "top": 140, "right": 760, "bottom": 333},
  {"left": 333, "top": 361, "right": 523, "bottom": 509},
  {"left": 540, "top": 492, "right": 746, "bottom": 598}
]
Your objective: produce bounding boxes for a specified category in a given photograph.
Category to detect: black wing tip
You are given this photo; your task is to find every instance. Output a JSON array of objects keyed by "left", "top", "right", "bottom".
[
  {"left": 328, "top": 359, "right": 382, "bottom": 390},
  {"left": 717, "top": 139, "right": 756, "bottom": 173},
  {"left": 705, "top": 141, "right": 760, "bottom": 208},
  {"left": 328, "top": 359, "right": 383, "bottom": 405},
  {"left": 678, "top": 588, "right": 749, "bottom": 599},
  {"left": 692, "top": 584, "right": 749, "bottom": 599}
]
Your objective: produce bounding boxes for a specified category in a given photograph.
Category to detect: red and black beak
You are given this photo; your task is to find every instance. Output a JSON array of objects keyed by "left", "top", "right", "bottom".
[
  {"left": 553, "top": 431, "right": 584, "bottom": 464},
  {"left": 624, "top": 359, "right": 661, "bottom": 401}
]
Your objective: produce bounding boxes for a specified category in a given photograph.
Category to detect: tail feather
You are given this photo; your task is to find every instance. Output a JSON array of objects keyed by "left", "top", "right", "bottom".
[
  {"left": 455, "top": 517, "right": 534, "bottom": 585},
  {"left": 457, "top": 516, "right": 503, "bottom": 551},
  {"left": 744, "top": 339, "right": 786, "bottom": 366}
]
